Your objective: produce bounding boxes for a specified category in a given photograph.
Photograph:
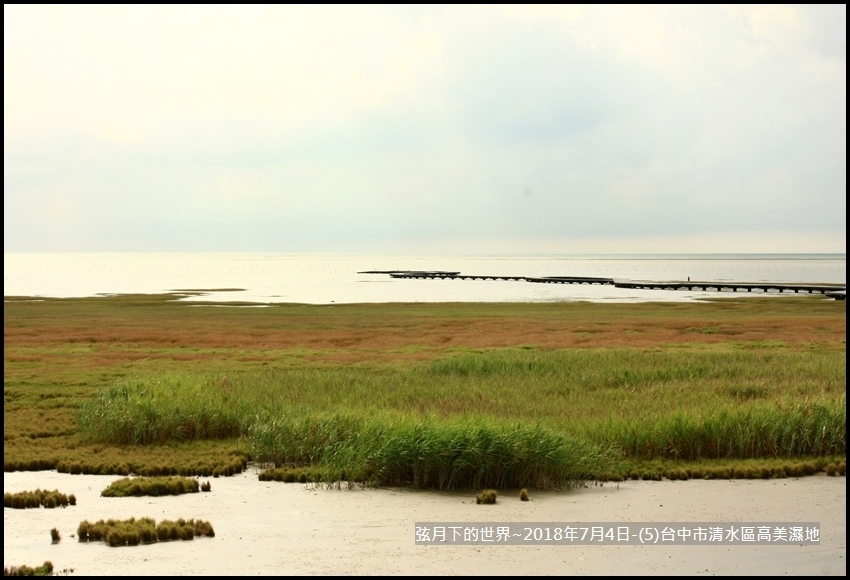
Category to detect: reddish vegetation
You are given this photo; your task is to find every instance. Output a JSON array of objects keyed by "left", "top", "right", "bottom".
[
  {"left": 5, "top": 313, "right": 843, "bottom": 350},
  {"left": 3, "top": 299, "right": 844, "bottom": 377}
]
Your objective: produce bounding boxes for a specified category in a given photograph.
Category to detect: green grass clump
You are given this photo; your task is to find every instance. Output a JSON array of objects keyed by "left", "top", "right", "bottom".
[
  {"left": 154, "top": 518, "right": 215, "bottom": 542},
  {"left": 519, "top": 488, "right": 529, "bottom": 501},
  {"left": 258, "top": 466, "right": 331, "bottom": 483},
  {"left": 100, "top": 476, "right": 200, "bottom": 497},
  {"left": 77, "top": 517, "right": 214, "bottom": 546},
  {"left": 625, "top": 456, "right": 846, "bottom": 480},
  {"left": 52, "top": 448, "right": 249, "bottom": 479},
  {"left": 3, "top": 561, "right": 54, "bottom": 576},
  {"left": 50, "top": 528, "right": 61, "bottom": 544},
  {"left": 77, "top": 375, "right": 257, "bottom": 445},
  {"left": 590, "top": 401, "right": 845, "bottom": 461},
  {"left": 476, "top": 489, "right": 498, "bottom": 504},
  {"left": 250, "top": 413, "right": 621, "bottom": 490},
  {"left": 4, "top": 489, "right": 76, "bottom": 509}
]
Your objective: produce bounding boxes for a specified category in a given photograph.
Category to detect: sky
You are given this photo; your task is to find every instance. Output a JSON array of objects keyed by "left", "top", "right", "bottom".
[{"left": 4, "top": 5, "right": 846, "bottom": 254}]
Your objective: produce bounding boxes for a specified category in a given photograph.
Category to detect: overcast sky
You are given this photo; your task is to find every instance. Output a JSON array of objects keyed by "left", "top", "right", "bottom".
[{"left": 4, "top": 5, "right": 846, "bottom": 254}]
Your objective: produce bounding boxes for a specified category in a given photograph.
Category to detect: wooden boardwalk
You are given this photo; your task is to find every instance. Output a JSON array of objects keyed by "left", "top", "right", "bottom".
[
  {"left": 613, "top": 280, "right": 844, "bottom": 296},
  {"left": 361, "top": 271, "right": 846, "bottom": 298}
]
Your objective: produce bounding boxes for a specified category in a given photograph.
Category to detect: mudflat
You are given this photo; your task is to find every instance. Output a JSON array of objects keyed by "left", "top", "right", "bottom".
[{"left": 4, "top": 470, "right": 845, "bottom": 576}]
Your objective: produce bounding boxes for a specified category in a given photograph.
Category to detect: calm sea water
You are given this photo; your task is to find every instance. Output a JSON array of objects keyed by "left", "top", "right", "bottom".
[{"left": 3, "top": 253, "right": 846, "bottom": 304}]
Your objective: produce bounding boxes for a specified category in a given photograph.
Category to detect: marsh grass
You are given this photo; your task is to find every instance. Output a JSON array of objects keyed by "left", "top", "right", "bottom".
[
  {"left": 476, "top": 489, "right": 498, "bottom": 504},
  {"left": 249, "top": 413, "right": 620, "bottom": 490},
  {"left": 100, "top": 476, "right": 200, "bottom": 497},
  {"left": 76, "top": 347, "right": 845, "bottom": 489},
  {"left": 3, "top": 562, "right": 53, "bottom": 576},
  {"left": 623, "top": 455, "right": 846, "bottom": 481},
  {"left": 78, "top": 374, "right": 257, "bottom": 445},
  {"left": 77, "top": 517, "right": 214, "bottom": 546},
  {"left": 258, "top": 466, "right": 330, "bottom": 483},
  {"left": 52, "top": 445, "right": 248, "bottom": 478},
  {"left": 4, "top": 489, "right": 76, "bottom": 509},
  {"left": 585, "top": 400, "right": 845, "bottom": 460},
  {"left": 5, "top": 295, "right": 846, "bottom": 487},
  {"left": 50, "top": 528, "right": 61, "bottom": 544}
]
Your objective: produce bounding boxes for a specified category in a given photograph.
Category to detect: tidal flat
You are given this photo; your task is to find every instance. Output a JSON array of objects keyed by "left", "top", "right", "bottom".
[
  {"left": 3, "top": 469, "right": 845, "bottom": 575},
  {"left": 3, "top": 293, "right": 846, "bottom": 573}
]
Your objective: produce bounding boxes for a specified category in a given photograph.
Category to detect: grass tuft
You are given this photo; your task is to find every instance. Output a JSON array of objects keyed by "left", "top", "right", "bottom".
[
  {"left": 100, "top": 476, "right": 200, "bottom": 498},
  {"left": 4, "top": 489, "right": 75, "bottom": 510},
  {"left": 77, "top": 517, "right": 214, "bottom": 546},
  {"left": 3, "top": 562, "right": 54, "bottom": 576}
]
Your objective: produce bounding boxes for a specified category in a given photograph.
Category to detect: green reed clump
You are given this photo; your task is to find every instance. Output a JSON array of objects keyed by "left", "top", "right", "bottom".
[
  {"left": 79, "top": 347, "right": 845, "bottom": 449},
  {"left": 50, "top": 528, "right": 61, "bottom": 544},
  {"left": 100, "top": 476, "right": 200, "bottom": 497},
  {"left": 77, "top": 374, "right": 258, "bottom": 445},
  {"left": 75, "top": 345, "right": 844, "bottom": 483},
  {"left": 249, "top": 412, "right": 622, "bottom": 490},
  {"left": 476, "top": 489, "right": 497, "bottom": 504},
  {"left": 589, "top": 398, "right": 845, "bottom": 461},
  {"left": 519, "top": 488, "right": 529, "bottom": 501},
  {"left": 4, "top": 489, "right": 76, "bottom": 509},
  {"left": 424, "top": 348, "right": 844, "bottom": 399},
  {"left": 77, "top": 517, "right": 213, "bottom": 546},
  {"left": 3, "top": 562, "right": 53, "bottom": 576}
]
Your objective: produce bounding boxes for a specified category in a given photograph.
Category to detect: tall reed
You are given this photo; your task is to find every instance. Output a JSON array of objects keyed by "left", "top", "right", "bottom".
[
  {"left": 248, "top": 412, "right": 622, "bottom": 490},
  {"left": 78, "top": 374, "right": 259, "bottom": 444},
  {"left": 587, "top": 398, "right": 846, "bottom": 460},
  {"left": 77, "top": 346, "right": 845, "bottom": 487}
]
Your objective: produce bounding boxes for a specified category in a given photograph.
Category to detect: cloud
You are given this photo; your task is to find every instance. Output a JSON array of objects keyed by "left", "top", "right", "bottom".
[{"left": 4, "top": 5, "right": 845, "bottom": 252}]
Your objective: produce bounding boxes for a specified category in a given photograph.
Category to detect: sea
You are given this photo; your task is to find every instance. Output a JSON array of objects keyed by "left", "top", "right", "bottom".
[{"left": 3, "top": 253, "right": 846, "bottom": 305}]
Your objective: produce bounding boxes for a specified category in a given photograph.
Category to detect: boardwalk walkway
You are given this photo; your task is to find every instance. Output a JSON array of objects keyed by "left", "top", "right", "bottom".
[{"left": 360, "top": 271, "right": 846, "bottom": 299}]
